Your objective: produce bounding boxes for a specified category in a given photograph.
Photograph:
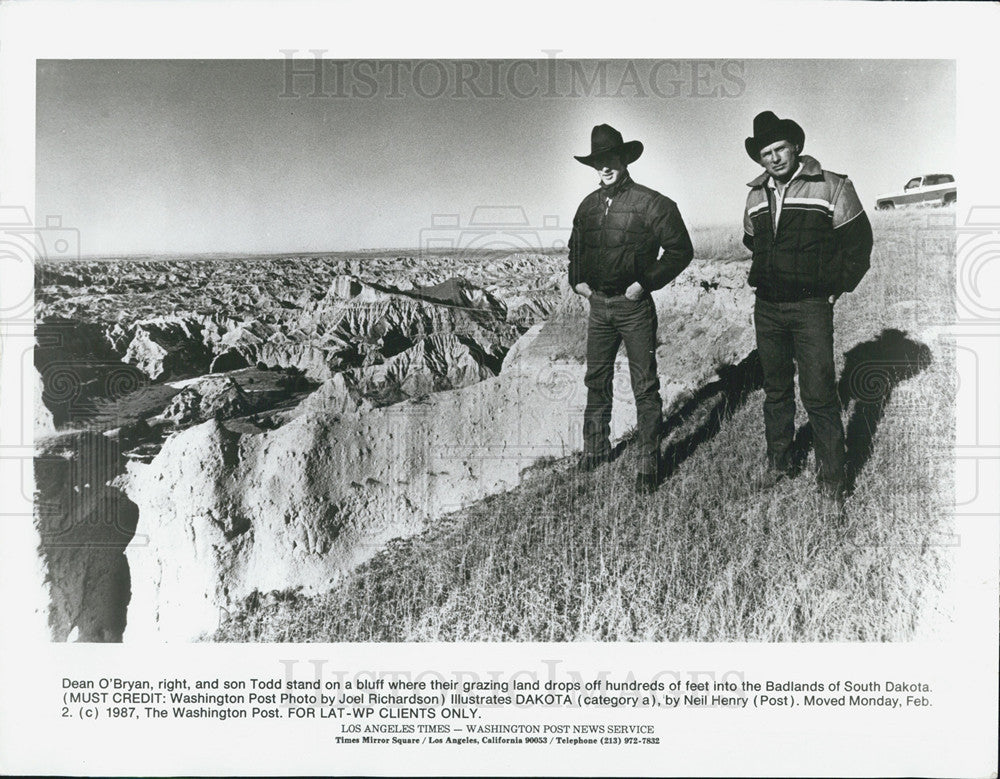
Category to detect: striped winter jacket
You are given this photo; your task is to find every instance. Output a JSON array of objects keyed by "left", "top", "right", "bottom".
[{"left": 742, "top": 155, "right": 873, "bottom": 302}]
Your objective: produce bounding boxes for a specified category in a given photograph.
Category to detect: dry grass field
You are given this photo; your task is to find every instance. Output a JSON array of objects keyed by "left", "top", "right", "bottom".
[{"left": 216, "top": 209, "right": 955, "bottom": 642}]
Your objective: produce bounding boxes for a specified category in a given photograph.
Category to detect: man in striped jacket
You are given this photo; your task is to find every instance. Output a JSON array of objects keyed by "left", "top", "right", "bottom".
[{"left": 741, "top": 111, "right": 873, "bottom": 504}]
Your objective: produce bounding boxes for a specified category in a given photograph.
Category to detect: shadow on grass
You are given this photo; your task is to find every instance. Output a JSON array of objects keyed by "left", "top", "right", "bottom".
[
  {"left": 653, "top": 329, "right": 932, "bottom": 491},
  {"left": 790, "top": 422, "right": 814, "bottom": 474},
  {"left": 837, "top": 328, "right": 932, "bottom": 492},
  {"left": 658, "top": 349, "right": 764, "bottom": 482}
]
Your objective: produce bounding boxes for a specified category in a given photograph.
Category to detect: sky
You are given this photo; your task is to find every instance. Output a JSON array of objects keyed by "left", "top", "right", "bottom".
[{"left": 36, "top": 59, "right": 955, "bottom": 256}]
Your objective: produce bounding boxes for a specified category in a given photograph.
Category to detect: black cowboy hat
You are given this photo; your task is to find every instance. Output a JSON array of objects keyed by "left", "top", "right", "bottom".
[
  {"left": 744, "top": 111, "right": 805, "bottom": 161},
  {"left": 574, "top": 124, "right": 644, "bottom": 166}
]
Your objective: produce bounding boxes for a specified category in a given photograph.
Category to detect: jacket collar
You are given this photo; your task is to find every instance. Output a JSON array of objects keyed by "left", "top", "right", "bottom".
[
  {"left": 599, "top": 171, "right": 634, "bottom": 199},
  {"left": 747, "top": 154, "right": 823, "bottom": 188}
]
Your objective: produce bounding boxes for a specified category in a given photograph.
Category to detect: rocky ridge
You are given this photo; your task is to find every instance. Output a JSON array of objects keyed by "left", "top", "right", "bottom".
[
  {"left": 118, "top": 260, "right": 756, "bottom": 641},
  {"left": 34, "top": 252, "right": 565, "bottom": 641}
]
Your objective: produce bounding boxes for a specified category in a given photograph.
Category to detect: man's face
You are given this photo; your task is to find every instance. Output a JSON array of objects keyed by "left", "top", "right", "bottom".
[
  {"left": 758, "top": 139, "right": 800, "bottom": 182},
  {"left": 592, "top": 153, "right": 627, "bottom": 187}
]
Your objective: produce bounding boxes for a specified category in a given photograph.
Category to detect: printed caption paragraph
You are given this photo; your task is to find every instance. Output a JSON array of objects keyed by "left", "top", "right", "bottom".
[{"left": 58, "top": 673, "right": 935, "bottom": 746}]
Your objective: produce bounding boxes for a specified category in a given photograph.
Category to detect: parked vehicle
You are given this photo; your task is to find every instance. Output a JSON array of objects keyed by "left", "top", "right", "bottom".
[{"left": 875, "top": 174, "right": 956, "bottom": 210}]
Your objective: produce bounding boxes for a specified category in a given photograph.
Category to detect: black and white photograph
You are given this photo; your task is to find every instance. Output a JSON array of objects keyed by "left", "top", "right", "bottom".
[
  {"left": 1, "top": 2, "right": 997, "bottom": 777},
  {"left": 29, "top": 56, "right": 959, "bottom": 644}
]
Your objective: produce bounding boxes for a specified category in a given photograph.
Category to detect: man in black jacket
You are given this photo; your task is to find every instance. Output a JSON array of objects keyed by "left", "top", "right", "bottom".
[
  {"left": 569, "top": 124, "right": 694, "bottom": 494},
  {"left": 741, "top": 111, "right": 874, "bottom": 503}
]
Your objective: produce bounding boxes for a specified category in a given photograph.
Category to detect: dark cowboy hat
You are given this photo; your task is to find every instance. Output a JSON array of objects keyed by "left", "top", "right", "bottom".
[
  {"left": 744, "top": 111, "right": 805, "bottom": 161},
  {"left": 574, "top": 124, "right": 644, "bottom": 166}
]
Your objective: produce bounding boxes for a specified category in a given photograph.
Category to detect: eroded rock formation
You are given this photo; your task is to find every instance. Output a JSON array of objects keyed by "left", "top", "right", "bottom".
[
  {"left": 120, "top": 261, "right": 755, "bottom": 640},
  {"left": 33, "top": 256, "right": 559, "bottom": 642}
]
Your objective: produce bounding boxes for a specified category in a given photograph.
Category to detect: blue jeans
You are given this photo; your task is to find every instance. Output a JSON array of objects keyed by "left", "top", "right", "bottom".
[
  {"left": 753, "top": 296, "right": 846, "bottom": 490},
  {"left": 583, "top": 291, "right": 662, "bottom": 475}
]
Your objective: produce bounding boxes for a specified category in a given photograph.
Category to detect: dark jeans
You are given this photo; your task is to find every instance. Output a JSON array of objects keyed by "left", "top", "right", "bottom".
[
  {"left": 583, "top": 291, "right": 662, "bottom": 475},
  {"left": 753, "top": 296, "right": 846, "bottom": 490}
]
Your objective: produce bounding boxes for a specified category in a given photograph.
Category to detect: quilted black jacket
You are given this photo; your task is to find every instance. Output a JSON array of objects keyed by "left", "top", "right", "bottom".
[{"left": 568, "top": 174, "right": 693, "bottom": 295}]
